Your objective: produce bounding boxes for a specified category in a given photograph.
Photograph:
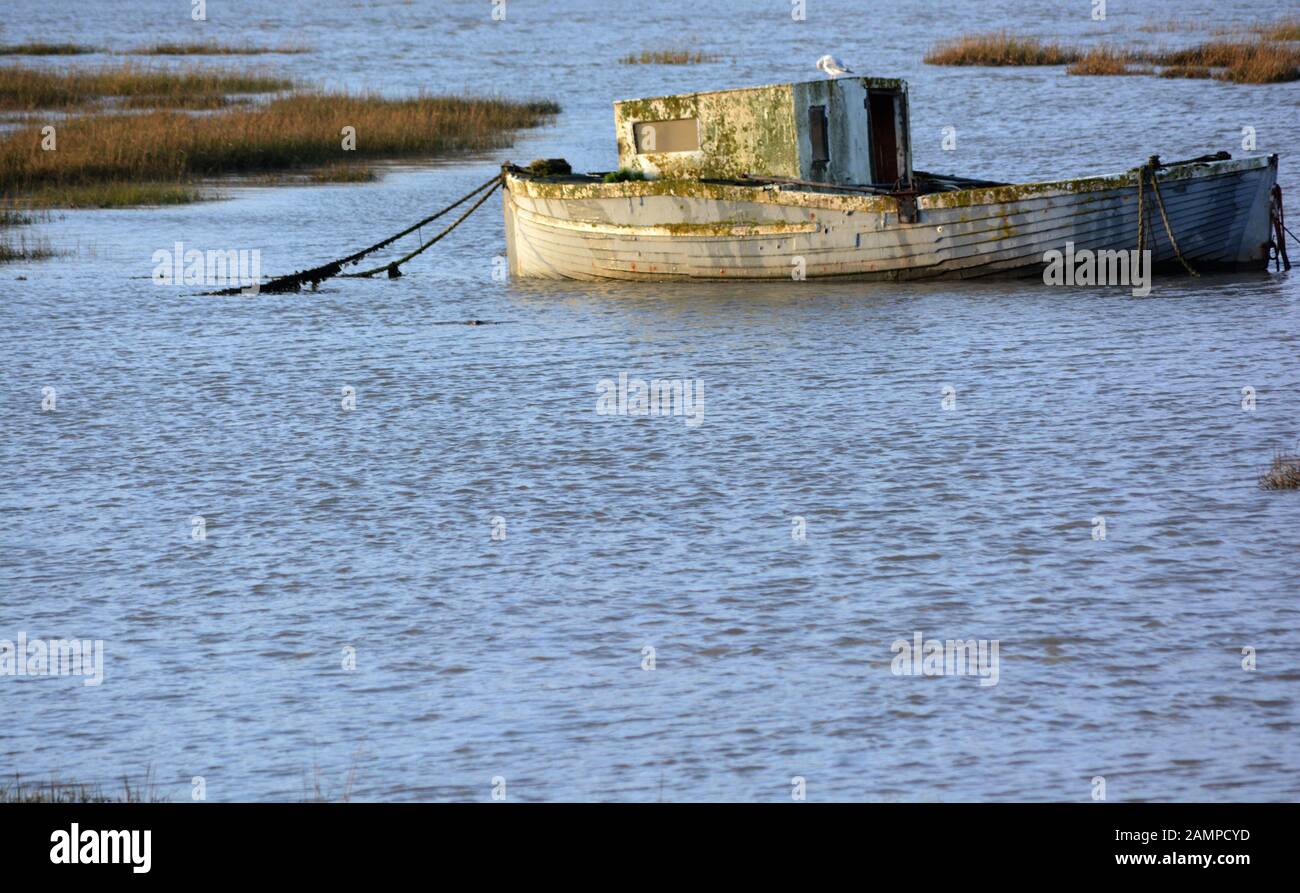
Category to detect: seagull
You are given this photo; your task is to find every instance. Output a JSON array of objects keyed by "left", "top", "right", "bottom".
[{"left": 816, "top": 54, "right": 854, "bottom": 78}]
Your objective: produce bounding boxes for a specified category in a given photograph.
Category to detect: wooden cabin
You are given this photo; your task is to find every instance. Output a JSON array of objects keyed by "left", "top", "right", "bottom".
[{"left": 612, "top": 77, "right": 913, "bottom": 187}]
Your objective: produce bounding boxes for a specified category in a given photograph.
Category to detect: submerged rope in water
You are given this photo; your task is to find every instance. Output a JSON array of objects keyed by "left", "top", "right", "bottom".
[
  {"left": 342, "top": 178, "right": 502, "bottom": 279},
  {"left": 206, "top": 172, "right": 503, "bottom": 295}
]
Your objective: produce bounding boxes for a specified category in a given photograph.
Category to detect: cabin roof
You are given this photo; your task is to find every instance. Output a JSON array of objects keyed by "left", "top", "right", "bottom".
[{"left": 614, "top": 76, "right": 907, "bottom": 106}]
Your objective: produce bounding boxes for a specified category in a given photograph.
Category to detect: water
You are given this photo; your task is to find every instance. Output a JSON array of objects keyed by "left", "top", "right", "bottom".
[{"left": 2, "top": 0, "right": 1298, "bottom": 802}]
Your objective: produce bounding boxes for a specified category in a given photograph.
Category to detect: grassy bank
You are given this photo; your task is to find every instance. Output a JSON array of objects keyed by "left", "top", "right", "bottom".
[
  {"left": 0, "top": 63, "right": 293, "bottom": 110},
  {"left": 923, "top": 32, "right": 1080, "bottom": 66},
  {"left": 619, "top": 49, "right": 719, "bottom": 65},
  {"left": 1, "top": 93, "right": 559, "bottom": 208},
  {"left": 0, "top": 208, "right": 55, "bottom": 260},
  {"left": 0, "top": 773, "right": 160, "bottom": 803},
  {"left": 1256, "top": 17, "right": 1300, "bottom": 41},
  {"left": 0, "top": 42, "right": 97, "bottom": 55},
  {"left": 925, "top": 19, "right": 1300, "bottom": 83},
  {"left": 1137, "top": 41, "right": 1300, "bottom": 83},
  {"left": 131, "top": 42, "right": 310, "bottom": 56},
  {"left": 0, "top": 42, "right": 310, "bottom": 56},
  {"left": 1066, "top": 47, "right": 1150, "bottom": 76},
  {"left": 1260, "top": 451, "right": 1300, "bottom": 490}
]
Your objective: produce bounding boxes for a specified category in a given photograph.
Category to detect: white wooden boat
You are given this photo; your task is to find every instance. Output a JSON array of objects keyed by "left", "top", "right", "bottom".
[{"left": 502, "top": 77, "right": 1280, "bottom": 281}]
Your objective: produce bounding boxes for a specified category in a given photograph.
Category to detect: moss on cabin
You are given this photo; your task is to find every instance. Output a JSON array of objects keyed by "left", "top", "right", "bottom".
[
  {"left": 509, "top": 173, "right": 894, "bottom": 212},
  {"left": 614, "top": 84, "right": 799, "bottom": 179}
]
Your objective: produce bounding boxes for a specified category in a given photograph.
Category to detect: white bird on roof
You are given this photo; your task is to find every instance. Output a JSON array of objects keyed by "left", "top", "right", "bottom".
[{"left": 815, "top": 55, "right": 854, "bottom": 78}]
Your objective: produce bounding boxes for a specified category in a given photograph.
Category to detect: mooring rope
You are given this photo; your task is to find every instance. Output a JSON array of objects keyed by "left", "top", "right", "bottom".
[
  {"left": 206, "top": 172, "right": 503, "bottom": 295},
  {"left": 342, "top": 177, "right": 503, "bottom": 279},
  {"left": 1271, "top": 184, "right": 1293, "bottom": 272},
  {"left": 1137, "top": 160, "right": 1197, "bottom": 277},
  {"left": 1136, "top": 163, "right": 1147, "bottom": 259}
]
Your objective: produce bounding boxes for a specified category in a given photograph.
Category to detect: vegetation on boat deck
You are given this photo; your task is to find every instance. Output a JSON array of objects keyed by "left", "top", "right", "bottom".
[
  {"left": 602, "top": 167, "right": 647, "bottom": 183},
  {"left": 619, "top": 49, "right": 719, "bottom": 65},
  {"left": 524, "top": 158, "right": 573, "bottom": 176},
  {"left": 923, "top": 32, "right": 1080, "bottom": 66},
  {"left": 926, "top": 17, "right": 1300, "bottom": 83},
  {"left": 1, "top": 89, "right": 559, "bottom": 209},
  {"left": 0, "top": 64, "right": 293, "bottom": 110},
  {"left": 0, "top": 42, "right": 98, "bottom": 55},
  {"left": 1259, "top": 451, "right": 1300, "bottom": 491}
]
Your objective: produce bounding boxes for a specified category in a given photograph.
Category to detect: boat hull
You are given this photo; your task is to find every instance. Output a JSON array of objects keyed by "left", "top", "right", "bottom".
[{"left": 502, "top": 155, "right": 1278, "bottom": 281}]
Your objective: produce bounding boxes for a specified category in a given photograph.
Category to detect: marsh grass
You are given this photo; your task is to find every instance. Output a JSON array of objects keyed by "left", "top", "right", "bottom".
[
  {"left": 0, "top": 63, "right": 293, "bottom": 110},
  {"left": 923, "top": 32, "right": 1080, "bottom": 66},
  {"left": 1126, "top": 41, "right": 1300, "bottom": 83},
  {"left": 13, "top": 182, "right": 205, "bottom": 209},
  {"left": 619, "top": 49, "right": 719, "bottom": 65},
  {"left": 1259, "top": 451, "right": 1300, "bottom": 490},
  {"left": 1255, "top": 17, "right": 1300, "bottom": 41},
  {"left": 0, "top": 232, "right": 57, "bottom": 262},
  {"left": 1, "top": 93, "right": 558, "bottom": 207},
  {"left": 308, "top": 163, "right": 378, "bottom": 183},
  {"left": 0, "top": 771, "right": 162, "bottom": 802},
  {"left": 130, "top": 42, "right": 311, "bottom": 55},
  {"left": 927, "top": 29, "right": 1300, "bottom": 83},
  {"left": 302, "top": 760, "right": 358, "bottom": 803},
  {"left": 0, "top": 42, "right": 98, "bottom": 55},
  {"left": 0, "top": 207, "right": 55, "bottom": 261},
  {"left": 1066, "top": 47, "right": 1149, "bottom": 76},
  {"left": 1158, "top": 64, "right": 1214, "bottom": 79}
]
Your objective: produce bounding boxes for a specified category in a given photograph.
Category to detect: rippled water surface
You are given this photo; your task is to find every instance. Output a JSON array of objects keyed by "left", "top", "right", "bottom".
[{"left": 2, "top": 0, "right": 1299, "bottom": 801}]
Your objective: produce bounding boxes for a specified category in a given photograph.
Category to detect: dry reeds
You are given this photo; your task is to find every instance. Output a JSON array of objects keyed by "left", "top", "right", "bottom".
[
  {"left": 923, "top": 31, "right": 1080, "bottom": 66},
  {"left": 0, "top": 771, "right": 161, "bottom": 803},
  {"left": 1066, "top": 46, "right": 1148, "bottom": 76},
  {"left": 0, "top": 92, "right": 559, "bottom": 207},
  {"left": 1158, "top": 64, "right": 1214, "bottom": 79},
  {"left": 308, "top": 163, "right": 377, "bottom": 183},
  {"left": 0, "top": 42, "right": 310, "bottom": 56},
  {"left": 0, "top": 43, "right": 98, "bottom": 55},
  {"left": 1255, "top": 17, "right": 1300, "bottom": 41},
  {"left": 1259, "top": 451, "right": 1300, "bottom": 490},
  {"left": 0, "top": 63, "right": 292, "bottom": 110},
  {"left": 926, "top": 26, "right": 1300, "bottom": 83},
  {"left": 1129, "top": 41, "right": 1300, "bottom": 83},
  {"left": 0, "top": 208, "right": 54, "bottom": 261},
  {"left": 130, "top": 42, "right": 310, "bottom": 55},
  {"left": 619, "top": 49, "right": 719, "bottom": 65}
]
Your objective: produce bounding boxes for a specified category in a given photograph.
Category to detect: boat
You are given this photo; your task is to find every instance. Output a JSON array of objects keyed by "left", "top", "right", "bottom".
[{"left": 501, "top": 76, "right": 1282, "bottom": 281}]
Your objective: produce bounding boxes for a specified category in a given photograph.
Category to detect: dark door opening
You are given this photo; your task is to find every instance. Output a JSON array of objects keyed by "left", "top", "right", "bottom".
[
  {"left": 808, "top": 105, "right": 830, "bottom": 176},
  {"left": 867, "top": 91, "right": 900, "bottom": 186}
]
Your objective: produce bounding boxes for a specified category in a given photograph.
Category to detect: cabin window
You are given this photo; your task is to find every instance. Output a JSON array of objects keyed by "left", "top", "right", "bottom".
[
  {"left": 808, "top": 105, "right": 830, "bottom": 166},
  {"left": 633, "top": 118, "right": 700, "bottom": 154}
]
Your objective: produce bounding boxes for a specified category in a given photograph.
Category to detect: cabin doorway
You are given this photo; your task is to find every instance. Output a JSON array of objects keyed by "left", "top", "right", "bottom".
[{"left": 866, "top": 90, "right": 901, "bottom": 186}]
